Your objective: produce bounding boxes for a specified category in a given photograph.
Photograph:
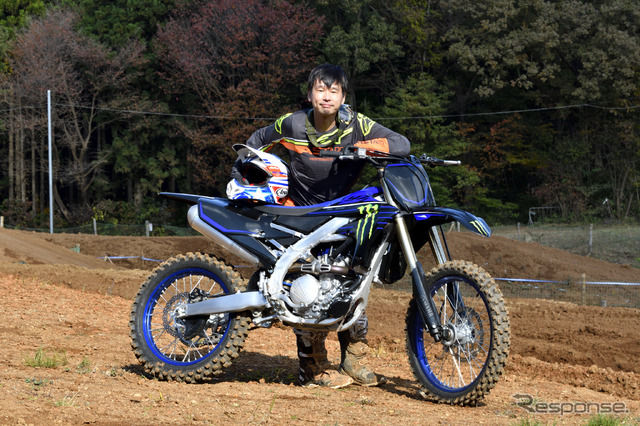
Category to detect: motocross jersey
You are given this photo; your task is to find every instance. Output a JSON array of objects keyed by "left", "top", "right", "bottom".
[{"left": 240, "top": 109, "right": 410, "bottom": 206}]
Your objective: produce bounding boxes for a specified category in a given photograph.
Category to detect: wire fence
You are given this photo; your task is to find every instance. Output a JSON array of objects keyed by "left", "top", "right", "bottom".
[
  {"left": 491, "top": 224, "right": 640, "bottom": 269},
  {"left": 4, "top": 221, "right": 639, "bottom": 308},
  {"left": 495, "top": 278, "right": 640, "bottom": 308},
  {"left": 4, "top": 222, "right": 200, "bottom": 237},
  {"left": 377, "top": 276, "right": 640, "bottom": 309}
]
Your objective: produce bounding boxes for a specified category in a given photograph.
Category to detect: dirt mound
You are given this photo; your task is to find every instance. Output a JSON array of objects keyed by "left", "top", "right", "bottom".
[
  {"left": 0, "top": 228, "right": 119, "bottom": 269},
  {"left": 0, "top": 227, "right": 638, "bottom": 423},
  {"left": 436, "top": 232, "right": 639, "bottom": 283}
]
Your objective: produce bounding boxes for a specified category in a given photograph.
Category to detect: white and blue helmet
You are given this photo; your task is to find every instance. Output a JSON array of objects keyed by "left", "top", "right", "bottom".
[{"left": 226, "top": 144, "right": 289, "bottom": 204}]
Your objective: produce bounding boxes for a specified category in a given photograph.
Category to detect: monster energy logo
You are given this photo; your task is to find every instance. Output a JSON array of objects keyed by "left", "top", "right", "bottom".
[
  {"left": 274, "top": 113, "right": 292, "bottom": 134},
  {"left": 469, "top": 220, "right": 489, "bottom": 236},
  {"left": 357, "top": 113, "right": 375, "bottom": 136},
  {"left": 356, "top": 204, "right": 379, "bottom": 244}
]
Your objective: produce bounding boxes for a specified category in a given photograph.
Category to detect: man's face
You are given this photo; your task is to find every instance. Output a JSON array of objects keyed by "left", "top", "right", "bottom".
[{"left": 308, "top": 79, "right": 346, "bottom": 117}]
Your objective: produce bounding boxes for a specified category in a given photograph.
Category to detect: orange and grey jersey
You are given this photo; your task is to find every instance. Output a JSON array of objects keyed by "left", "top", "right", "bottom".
[{"left": 241, "top": 109, "right": 410, "bottom": 206}]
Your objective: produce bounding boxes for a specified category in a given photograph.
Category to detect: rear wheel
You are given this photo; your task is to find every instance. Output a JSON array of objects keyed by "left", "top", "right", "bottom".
[
  {"left": 130, "top": 253, "right": 250, "bottom": 382},
  {"left": 405, "top": 260, "right": 510, "bottom": 405}
]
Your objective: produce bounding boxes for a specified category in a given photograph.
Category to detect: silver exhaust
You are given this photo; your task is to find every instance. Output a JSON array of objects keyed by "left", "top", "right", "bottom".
[{"left": 187, "top": 204, "right": 260, "bottom": 267}]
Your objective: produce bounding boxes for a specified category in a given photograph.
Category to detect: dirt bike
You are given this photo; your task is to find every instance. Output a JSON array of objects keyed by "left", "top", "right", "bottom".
[{"left": 130, "top": 146, "right": 510, "bottom": 405}]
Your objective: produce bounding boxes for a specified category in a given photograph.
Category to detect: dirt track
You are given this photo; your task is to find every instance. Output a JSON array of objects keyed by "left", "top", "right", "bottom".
[{"left": 0, "top": 227, "right": 638, "bottom": 424}]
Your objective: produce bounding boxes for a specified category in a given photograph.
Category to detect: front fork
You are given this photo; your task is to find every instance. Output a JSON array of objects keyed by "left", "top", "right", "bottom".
[
  {"left": 395, "top": 215, "right": 444, "bottom": 341},
  {"left": 379, "top": 166, "right": 450, "bottom": 343}
]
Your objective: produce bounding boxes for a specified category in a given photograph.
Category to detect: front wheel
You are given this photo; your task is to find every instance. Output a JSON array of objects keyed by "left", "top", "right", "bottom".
[
  {"left": 405, "top": 260, "right": 510, "bottom": 405},
  {"left": 130, "top": 252, "right": 251, "bottom": 382}
]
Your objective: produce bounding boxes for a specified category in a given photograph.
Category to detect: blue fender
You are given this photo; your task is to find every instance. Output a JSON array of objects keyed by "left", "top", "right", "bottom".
[{"left": 412, "top": 207, "right": 491, "bottom": 237}]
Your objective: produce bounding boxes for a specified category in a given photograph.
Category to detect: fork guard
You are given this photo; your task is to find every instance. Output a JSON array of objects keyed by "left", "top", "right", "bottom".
[{"left": 413, "top": 207, "right": 491, "bottom": 237}]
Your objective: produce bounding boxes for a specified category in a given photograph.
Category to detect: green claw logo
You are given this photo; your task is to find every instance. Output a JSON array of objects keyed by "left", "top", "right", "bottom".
[
  {"left": 356, "top": 204, "right": 379, "bottom": 244},
  {"left": 469, "top": 220, "right": 488, "bottom": 236}
]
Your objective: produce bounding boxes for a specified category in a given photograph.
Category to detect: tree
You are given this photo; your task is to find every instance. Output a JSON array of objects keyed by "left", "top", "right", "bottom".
[
  {"left": 441, "top": 0, "right": 640, "bottom": 102},
  {"left": 156, "top": 0, "right": 323, "bottom": 193},
  {"left": 436, "top": 0, "right": 640, "bottom": 221},
  {"left": 71, "top": 0, "right": 175, "bottom": 48},
  {"left": 311, "top": 0, "right": 403, "bottom": 111},
  {"left": 70, "top": 0, "right": 188, "bottom": 208},
  {"left": 6, "top": 8, "right": 145, "bottom": 219},
  {"left": 0, "top": 0, "right": 48, "bottom": 215}
]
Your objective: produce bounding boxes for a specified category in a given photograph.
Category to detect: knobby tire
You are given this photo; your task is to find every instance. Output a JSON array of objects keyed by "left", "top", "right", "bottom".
[
  {"left": 130, "top": 252, "right": 250, "bottom": 383},
  {"left": 405, "top": 260, "right": 510, "bottom": 405}
]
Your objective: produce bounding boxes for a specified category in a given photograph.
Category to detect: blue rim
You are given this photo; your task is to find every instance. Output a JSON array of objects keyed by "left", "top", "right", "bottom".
[
  {"left": 410, "top": 275, "right": 492, "bottom": 393},
  {"left": 143, "top": 267, "right": 231, "bottom": 366}
]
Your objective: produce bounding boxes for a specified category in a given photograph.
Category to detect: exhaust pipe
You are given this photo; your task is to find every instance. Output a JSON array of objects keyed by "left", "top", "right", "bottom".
[{"left": 188, "top": 205, "right": 260, "bottom": 267}]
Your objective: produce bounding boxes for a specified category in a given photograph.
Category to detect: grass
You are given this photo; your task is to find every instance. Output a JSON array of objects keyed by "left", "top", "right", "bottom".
[
  {"left": 25, "top": 377, "right": 52, "bottom": 388},
  {"left": 54, "top": 394, "right": 78, "bottom": 407},
  {"left": 23, "top": 348, "right": 68, "bottom": 369},
  {"left": 76, "top": 356, "right": 92, "bottom": 374},
  {"left": 585, "top": 414, "right": 632, "bottom": 426},
  {"left": 513, "top": 413, "right": 633, "bottom": 426}
]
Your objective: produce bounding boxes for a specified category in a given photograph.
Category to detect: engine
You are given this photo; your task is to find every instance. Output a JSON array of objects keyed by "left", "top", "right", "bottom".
[{"left": 285, "top": 258, "right": 357, "bottom": 321}]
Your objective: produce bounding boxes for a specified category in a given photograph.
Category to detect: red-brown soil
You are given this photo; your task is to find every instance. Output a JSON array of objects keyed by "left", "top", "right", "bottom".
[{"left": 0, "top": 227, "right": 638, "bottom": 424}]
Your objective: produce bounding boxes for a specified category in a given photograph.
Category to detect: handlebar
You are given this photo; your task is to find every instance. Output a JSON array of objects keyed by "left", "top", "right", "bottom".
[
  {"left": 318, "top": 147, "right": 461, "bottom": 166},
  {"left": 418, "top": 154, "right": 461, "bottom": 167}
]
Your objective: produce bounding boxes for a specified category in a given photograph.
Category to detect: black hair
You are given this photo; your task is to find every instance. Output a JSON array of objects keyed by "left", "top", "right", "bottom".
[{"left": 307, "top": 64, "right": 349, "bottom": 94}]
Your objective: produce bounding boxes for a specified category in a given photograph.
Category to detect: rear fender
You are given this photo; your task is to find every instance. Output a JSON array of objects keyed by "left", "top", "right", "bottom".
[{"left": 412, "top": 207, "right": 491, "bottom": 237}]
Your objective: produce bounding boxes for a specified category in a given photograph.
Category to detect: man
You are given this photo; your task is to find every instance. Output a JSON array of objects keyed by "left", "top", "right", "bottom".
[{"left": 234, "top": 64, "right": 410, "bottom": 388}]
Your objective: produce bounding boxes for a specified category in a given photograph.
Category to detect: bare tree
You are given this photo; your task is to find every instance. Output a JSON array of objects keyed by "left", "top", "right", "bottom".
[{"left": 6, "top": 8, "right": 144, "bottom": 217}]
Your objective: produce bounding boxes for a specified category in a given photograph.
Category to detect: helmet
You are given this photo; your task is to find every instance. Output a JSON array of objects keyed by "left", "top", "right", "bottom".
[{"left": 226, "top": 144, "right": 289, "bottom": 204}]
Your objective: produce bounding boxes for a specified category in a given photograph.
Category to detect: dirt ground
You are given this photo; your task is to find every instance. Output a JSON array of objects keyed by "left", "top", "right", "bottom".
[{"left": 0, "top": 227, "right": 639, "bottom": 424}]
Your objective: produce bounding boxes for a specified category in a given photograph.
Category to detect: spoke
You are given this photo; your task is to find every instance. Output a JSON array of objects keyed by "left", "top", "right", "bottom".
[
  {"left": 192, "top": 343, "right": 205, "bottom": 360},
  {"left": 448, "top": 346, "right": 466, "bottom": 387},
  {"left": 206, "top": 280, "right": 220, "bottom": 295},
  {"left": 181, "top": 345, "right": 192, "bottom": 362},
  {"left": 193, "top": 274, "right": 205, "bottom": 292},
  {"left": 160, "top": 337, "right": 180, "bottom": 359},
  {"left": 182, "top": 340, "right": 204, "bottom": 362},
  {"left": 171, "top": 278, "right": 181, "bottom": 295},
  {"left": 469, "top": 350, "right": 484, "bottom": 377},
  {"left": 150, "top": 326, "right": 167, "bottom": 336},
  {"left": 441, "top": 284, "right": 449, "bottom": 319},
  {"left": 201, "top": 329, "right": 217, "bottom": 348},
  {"left": 457, "top": 343, "right": 476, "bottom": 381}
]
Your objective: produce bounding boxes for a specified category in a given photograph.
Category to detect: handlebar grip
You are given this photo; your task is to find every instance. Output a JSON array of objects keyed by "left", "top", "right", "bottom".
[{"left": 318, "top": 149, "right": 343, "bottom": 158}]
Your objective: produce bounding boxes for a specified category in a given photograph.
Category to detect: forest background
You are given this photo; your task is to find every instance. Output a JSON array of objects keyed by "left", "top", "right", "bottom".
[{"left": 1, "top": 0, "right": 639, "bottom": 229}]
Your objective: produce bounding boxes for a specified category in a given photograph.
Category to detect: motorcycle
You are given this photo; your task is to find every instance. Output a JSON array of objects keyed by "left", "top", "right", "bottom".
[{"left": 129, "top": 146, "right": 510, "bottom": 405}]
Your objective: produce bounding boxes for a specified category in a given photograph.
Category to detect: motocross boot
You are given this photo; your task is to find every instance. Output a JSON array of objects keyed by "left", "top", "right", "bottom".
[
  {"left": 338, "top": 316, "right": 387, "bottom": 387},
  {"left": 295, "top": 329, "right": 353, "bottom": 389}
]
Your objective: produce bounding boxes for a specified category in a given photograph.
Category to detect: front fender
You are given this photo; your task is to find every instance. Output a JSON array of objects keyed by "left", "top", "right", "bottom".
[{"left": 412, "top": 207, "right": 491, "bottom": 237}]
